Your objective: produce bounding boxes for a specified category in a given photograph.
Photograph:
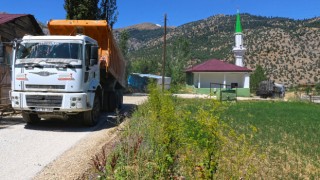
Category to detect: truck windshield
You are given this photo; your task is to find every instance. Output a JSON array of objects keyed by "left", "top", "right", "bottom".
[{"left": 16, "top": 42, "right": 82, "bottom": 63}]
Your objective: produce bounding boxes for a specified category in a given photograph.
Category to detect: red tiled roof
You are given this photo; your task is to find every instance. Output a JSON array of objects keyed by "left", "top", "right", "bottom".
[
  {"left": 186, "top": 59, "right": 252, "bottom": 72},
  {"left": 0, "top": 14, "right": 29, "bottom": 25}
]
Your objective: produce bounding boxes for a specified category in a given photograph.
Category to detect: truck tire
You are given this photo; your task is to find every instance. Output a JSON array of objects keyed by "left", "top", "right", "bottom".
[
  {"left": 117, "top": 90, "right": 123, "bottom": 109},
  {"left": 83, "top": 95, "right": 101, "bottom": 126},
  {"left": 101, "top": 91, "right": 109, "bottom": 112},
  {"left": 22, "top": 111, "right": 40, "bottom": 124},
  {"left": 108, "top": 91, "right": 117, "bottom": 112}
]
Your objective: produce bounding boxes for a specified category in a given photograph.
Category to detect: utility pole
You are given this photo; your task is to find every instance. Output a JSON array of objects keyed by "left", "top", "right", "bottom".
[{"left": 162, "top": 14, "right": 167, "bottom": 92}]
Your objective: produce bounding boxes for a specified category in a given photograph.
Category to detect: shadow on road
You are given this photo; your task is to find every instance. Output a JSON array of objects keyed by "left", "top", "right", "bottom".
[
  {"left": 23, "top": 104, "right": 137, "bottom": 132},
  {"left": 0, "top": 115, "right": 25, "bottom": 129},
  {"left": 0, "top": 104, "right": 137, "bottom": 132}
]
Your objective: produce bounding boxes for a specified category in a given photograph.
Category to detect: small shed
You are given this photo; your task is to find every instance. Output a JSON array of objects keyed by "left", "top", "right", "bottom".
[
  {"left": 0, "top": 14, "right": 43, "bottom": 104},
  {"left": 186, "top": 59, "right": 252, "bottom": 96}
]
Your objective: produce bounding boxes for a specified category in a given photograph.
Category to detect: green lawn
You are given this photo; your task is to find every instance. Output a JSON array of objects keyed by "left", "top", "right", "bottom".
[{"left": 222, "top": 101, "right": 320, "bottom": 178}]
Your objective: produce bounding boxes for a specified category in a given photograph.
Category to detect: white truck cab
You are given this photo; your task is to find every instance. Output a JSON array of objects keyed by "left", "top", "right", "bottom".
[
  {"left": 0, "top": 20, "right": 126, "bottom": 126},
  {"left": 9, "top": 35, "right": 101, "bottom": 125}
]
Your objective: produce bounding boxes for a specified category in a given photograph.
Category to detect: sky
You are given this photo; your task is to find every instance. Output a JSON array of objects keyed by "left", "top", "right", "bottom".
[{"left": 1, "top": 0, "right": 320, "bottom": 29}]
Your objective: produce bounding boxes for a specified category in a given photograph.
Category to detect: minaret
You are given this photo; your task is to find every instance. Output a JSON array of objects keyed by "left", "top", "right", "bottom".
[{"left": 233, "top": 10, "right": 246, "bottom": 67}]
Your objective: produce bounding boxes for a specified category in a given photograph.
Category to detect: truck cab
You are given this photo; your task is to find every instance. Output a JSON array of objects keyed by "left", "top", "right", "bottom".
[
  {"left": 9, "top": 35, "right": 101, "bottom": 125},
  {"left": 0, "top": 20, "right": 125, "bottom": 126}
]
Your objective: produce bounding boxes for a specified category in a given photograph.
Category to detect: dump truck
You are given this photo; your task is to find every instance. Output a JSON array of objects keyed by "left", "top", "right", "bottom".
[
  {"left": 256, "top": 80, "right": 285, "bottom": 98},
  {"left": 0, "top": 20, "right": 126, "bottom": 126}
]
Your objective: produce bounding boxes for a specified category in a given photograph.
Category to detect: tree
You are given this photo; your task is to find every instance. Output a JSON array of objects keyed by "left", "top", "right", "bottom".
[
  {"left": 131, "top": 58, "right": 158, "bottom": 74},
  {"left": 119, "top": 30, "right": 129, "bottom": 57},
  {"left": 119, "top": 30, "right": 130, "bottom": 78},
  {"left": 166, "top": 37, "right": 191, "bottom": 85},
  {"left": 315, "top": 83, "right": 320, "bottom": 95},
  {"left": 64, "top": 0, "right": 118, "bottom": 25},
  {"left": 64, "top": 0, "right": 99, "bottom": 20},
  {"left": 99, "top": 0, "right": 118, "bottom": 28},
  {"left": 250, "top": 65, "right": 267, "bottom": 93}
]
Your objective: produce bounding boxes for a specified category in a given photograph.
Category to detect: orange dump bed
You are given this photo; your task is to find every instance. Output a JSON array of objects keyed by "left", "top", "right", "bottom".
[{"left": 47, "top": 20, "right": 126, "bottom": 88}]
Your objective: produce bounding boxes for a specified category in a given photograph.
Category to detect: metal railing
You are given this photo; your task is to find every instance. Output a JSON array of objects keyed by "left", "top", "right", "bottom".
[{"left": 210, "top": 83, "right": 237, "bottom": 102}]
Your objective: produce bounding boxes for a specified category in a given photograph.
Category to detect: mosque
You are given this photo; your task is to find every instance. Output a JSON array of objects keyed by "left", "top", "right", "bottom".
[{"left": 185, "top": 11, "right": 252, "bottom": 97}]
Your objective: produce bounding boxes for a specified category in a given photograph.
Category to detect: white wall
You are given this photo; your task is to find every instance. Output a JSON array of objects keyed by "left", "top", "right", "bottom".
[
  {"left": 244, "top": 73, "right": 250, "bottom": 88},
  {"left": 193, "top": 72, "right": 249, "bottom": 88}
]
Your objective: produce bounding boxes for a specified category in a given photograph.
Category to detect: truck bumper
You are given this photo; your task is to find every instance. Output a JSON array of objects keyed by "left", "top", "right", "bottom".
[{"left": 11, "top": 91, "right": 90, "bottom": 113}]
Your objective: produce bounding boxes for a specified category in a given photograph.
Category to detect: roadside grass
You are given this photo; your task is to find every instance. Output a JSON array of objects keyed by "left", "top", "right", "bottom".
[
  {"left": 91, "top": 90, "right": 320, "bottom": 179},
  {"left": 222, "top": 101, "right": 320, "bottom": 178},
  {"left": 92, "top": 87, "right": 258, "bottom": 179}
]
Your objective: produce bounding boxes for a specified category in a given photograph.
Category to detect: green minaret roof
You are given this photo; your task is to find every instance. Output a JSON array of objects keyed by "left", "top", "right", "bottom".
[{"left": 235, "top": 11, "right": 242, "bottom": 33}]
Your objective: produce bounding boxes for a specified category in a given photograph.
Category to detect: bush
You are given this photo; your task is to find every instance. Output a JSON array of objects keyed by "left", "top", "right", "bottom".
[
  {"left": 315, "top": 83, "right": 320, "bottom": 95},
  {"left": 92, "top": 84, "right": 258, "bottom": 179}
]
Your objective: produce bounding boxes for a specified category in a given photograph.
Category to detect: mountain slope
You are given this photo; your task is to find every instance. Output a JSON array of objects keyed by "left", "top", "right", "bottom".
[{"left": 115, "top": 14, "right": 320, "bottom": 86}]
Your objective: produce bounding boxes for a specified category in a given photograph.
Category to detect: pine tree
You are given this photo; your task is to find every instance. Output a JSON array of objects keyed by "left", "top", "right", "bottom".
[
  {"left": 167, "top": 37, "right": 191, "bottom": 85},
  {"left": 64, "top": 0, "right": 99, "bottom": 20},
  {"left": 99, "top": 0, "right": 118, "bottom": 28},
  {"left": 250, "top": 65, "right": 267, "bottom": 93}
]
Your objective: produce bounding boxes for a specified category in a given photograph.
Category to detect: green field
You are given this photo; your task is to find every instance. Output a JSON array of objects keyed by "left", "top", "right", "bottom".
[
  {"left": 93, "top": 90, "right": 320, "bottom": 179},
  {"left": 222, "top": 101, "right": 320, "bottom": 178}
]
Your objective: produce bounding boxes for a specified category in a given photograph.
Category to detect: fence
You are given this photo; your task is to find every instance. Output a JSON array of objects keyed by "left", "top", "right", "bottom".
[
  {"left": 301, "top": 94, "right": 320, "bottom": 103},
  {"left": 210, "top": 83, "right": 237, "bottom": 102}
]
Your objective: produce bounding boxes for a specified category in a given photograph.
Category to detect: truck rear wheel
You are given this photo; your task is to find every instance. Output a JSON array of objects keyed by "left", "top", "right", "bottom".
[
  {"left": 102, "top": 91, "right": 109, "bottom": 112},
  {"left": 107, "top": 91, "right": 117, "bottom": 112},
  {"left": 83, "top": 95, "right": 101, "bottom": 126},
  {"left": 108, "top": 90, "right": 123, "bottom": 112},
  {"left": 22, "top": 111, "right": 40, "bottom": 124},
  {"left": 104, "top": 90, "right": 123, "bottom": 112},
  {"left": 117, "top": 90, "right": 123, "bottom": 109}
]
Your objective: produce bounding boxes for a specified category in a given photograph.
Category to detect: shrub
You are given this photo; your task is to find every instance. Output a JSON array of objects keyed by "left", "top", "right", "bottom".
[
  {"left": 315, "top": 83, "right": 320, "bottom": 95},
  {"left": 92, "top": 84, "right": 258, "bottom": 179}
]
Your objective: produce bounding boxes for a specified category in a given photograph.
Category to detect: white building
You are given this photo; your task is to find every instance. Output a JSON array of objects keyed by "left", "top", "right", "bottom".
[
  {"left": 186, "top": 59, "right": 251, "bottom": 88},
  {"left": 185, "top": 11, "right": 251, "bottom": 97}
]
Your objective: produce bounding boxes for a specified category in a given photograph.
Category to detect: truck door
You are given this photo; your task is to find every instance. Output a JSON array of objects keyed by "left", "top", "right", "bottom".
[{"left": 84, "top": 43, "right": 99, "bottom": 91}]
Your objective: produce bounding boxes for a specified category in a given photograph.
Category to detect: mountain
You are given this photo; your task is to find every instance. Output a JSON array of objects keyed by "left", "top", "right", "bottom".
[{"left": 115, "top": 14, "right": 320, "bottom": 87}]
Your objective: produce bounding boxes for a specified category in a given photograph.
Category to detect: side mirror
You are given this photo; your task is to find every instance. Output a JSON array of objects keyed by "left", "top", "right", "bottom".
[
  {"left": 0, "top": 43, "right": 4, "bottom": 64},
  {"left": 90, "top": 46, "right": 99, "bottom": 66}
]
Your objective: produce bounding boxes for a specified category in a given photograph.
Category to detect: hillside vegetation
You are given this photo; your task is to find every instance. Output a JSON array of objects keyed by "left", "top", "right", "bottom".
[{"left": 115, "top": 14, "right": 320, "bottom": 86}]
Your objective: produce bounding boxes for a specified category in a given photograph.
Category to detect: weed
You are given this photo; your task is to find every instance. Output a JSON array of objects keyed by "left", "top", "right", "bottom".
[
  {"left": 91, "top": 85, "right": 258, "bottom": 179},
  {"left": 90, "top": 147, "right": 108, "bottom": 178}
]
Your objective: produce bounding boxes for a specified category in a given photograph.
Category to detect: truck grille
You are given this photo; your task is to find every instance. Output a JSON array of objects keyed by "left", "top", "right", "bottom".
[
  {"left": 26, "top": 95, "right": 63, "bottom": 107},
  {"left": 26, "top": 84, "right": 65, "bottom": 89}
]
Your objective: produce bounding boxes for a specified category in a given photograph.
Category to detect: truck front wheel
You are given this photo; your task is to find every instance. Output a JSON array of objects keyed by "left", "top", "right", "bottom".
[
  {"left": 22, "top": 111, "right": 40, "bottom": 124},
  {"left": 83, "top": 95, "right": 101, "bottom": 126}
]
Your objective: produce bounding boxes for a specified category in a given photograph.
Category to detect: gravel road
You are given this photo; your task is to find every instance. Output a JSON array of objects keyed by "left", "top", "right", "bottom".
[{"left": 0, "top": 94, "right": 148, "bottom": 180}]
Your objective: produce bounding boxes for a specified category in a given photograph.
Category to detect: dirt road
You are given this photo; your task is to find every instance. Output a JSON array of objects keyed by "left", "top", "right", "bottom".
[{"left": 0, "top": 94, "right": 147, "bottom": 180}]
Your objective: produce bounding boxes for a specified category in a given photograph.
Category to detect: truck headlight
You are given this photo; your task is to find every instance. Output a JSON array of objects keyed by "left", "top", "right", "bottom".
[
  {"left": 11, "top": 96, "right": 20, "bottom": 106},
  {"left": 76, "top": 102, "right": 83, "bottom": 108},
  {"left": 70, "top": 96, "right": 84, "bottom": 108}
]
